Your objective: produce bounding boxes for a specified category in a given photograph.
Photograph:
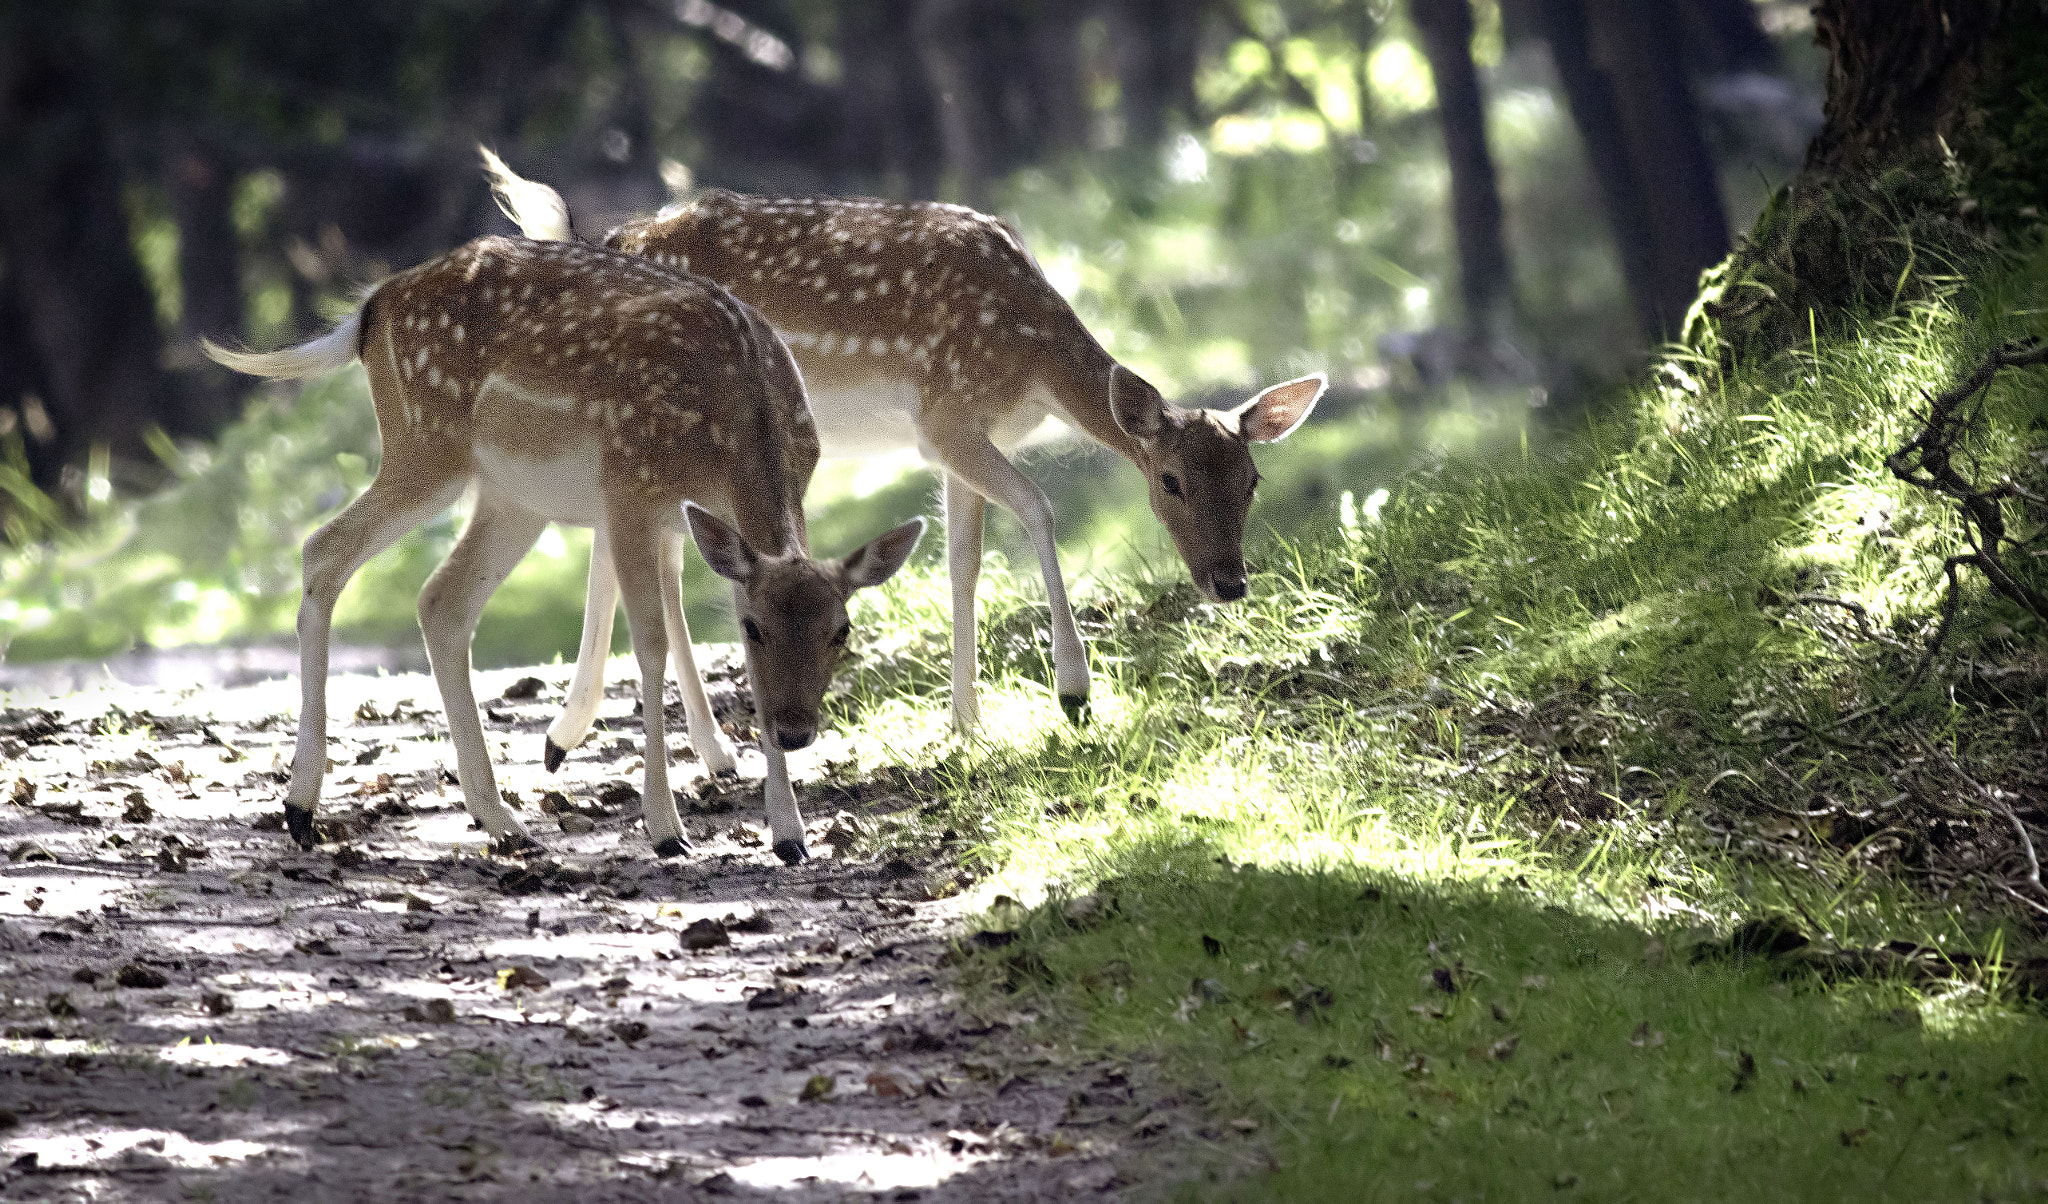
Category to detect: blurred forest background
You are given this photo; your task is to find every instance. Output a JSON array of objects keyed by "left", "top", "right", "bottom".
[{"left": 0, "top": 0, "right": 1827, "bottom": 676}]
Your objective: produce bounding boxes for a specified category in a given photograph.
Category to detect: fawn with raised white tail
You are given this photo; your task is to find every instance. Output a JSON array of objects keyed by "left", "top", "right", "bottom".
[
  {"left": 204, "top": 236, "right": 924, "bottom": 865},
  {"left": 480, "top": 149, "right": 1324, "bottom": 757}
]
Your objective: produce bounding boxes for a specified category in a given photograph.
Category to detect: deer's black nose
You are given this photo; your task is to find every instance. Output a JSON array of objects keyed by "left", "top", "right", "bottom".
[
  {"left": 773, "top": 724, "right": 816, "bottom": 752},
  {"left": 1212, "top": 572, "right": 1248, "bottom": 601}
]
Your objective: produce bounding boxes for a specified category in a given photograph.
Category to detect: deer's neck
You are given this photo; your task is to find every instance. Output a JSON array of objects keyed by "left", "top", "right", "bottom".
[{"left": 1043, "top": 343, "right": 1144, "bottom": 465}]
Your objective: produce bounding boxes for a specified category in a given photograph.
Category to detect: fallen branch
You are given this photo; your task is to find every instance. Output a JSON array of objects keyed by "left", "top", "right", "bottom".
[
  {"left": 1912, "top": 731, "right": 2047, "bottom": 906},
  {"left": 1887, "top": 336, "right": 2048, "bottom": 620}
]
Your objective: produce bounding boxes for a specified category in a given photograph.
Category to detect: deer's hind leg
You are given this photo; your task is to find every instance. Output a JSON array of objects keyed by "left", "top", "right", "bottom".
[
  {"left": 285, "top": 468, "right": 465, "bottom": 847},
  {"left": 417, "top": 489, "right": 550, "bottom": 849}
]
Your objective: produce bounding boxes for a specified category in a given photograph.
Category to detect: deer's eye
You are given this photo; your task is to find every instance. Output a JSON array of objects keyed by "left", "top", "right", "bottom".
[
  {"left": 742, "top": 617, "right": 764, "bottom": 644},
  {"left": 831, "top": 622, "right": 851, "bottom": 647},
  {"left": 1160, "top": 472, "right": 1183, "bottom": 498},
  {"left": 1249, "top": 472, "right": 1262, "bottom": 497}
]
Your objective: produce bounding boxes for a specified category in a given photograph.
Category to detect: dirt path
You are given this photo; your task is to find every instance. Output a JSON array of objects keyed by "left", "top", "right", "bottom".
[{"left": 0, "top": 657, "right": 1197, "bottom": 1202}]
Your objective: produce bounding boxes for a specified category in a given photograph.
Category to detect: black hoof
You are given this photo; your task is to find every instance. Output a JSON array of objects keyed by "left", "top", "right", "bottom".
[
  {"left": 284, "top": 805, "right": 320, "bottom": 849},
  {"left": 773, "top": 839, "right": 809, "bottom": 866},
  {"left": 543, "top": 737, "right": 567, "bottom": 774},
  {"left": 494, "top": 832, "right": 544, "bottom": 856},
  {"left": 1059, "top": 693, "right": 1090, "bottom": 726},
  {"left": 653, "top": 836, "right": 691, "bottom": 859}
]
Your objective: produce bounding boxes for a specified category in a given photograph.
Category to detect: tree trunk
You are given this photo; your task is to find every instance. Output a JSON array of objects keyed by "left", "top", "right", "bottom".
[
  {"left": 1585, "top": 0, "right": 1728, "bottom": 338},
  {"left": 913, "top": 0, "right": 993, "bottom": 207},
  {"left": 1410, "top": 0, "right": 1515, "bottom": 344},
  {"left": 0, "top": 16, "right": 172, "bottom": 495},
  {"left": 164, "top": 130, "right": 251, "bottom": 433},
  {"left": 1530, "top": 0, "right": 1664, "bottom": 340},
  {"left": 1699, "top": 0, "right": 2048, "bottom": 360},
  {"left": 1674, "top": 0, "right": 1777, "bottom": 75}
]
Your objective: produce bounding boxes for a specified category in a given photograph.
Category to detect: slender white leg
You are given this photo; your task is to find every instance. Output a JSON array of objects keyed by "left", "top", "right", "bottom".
[
  {"left": 609, "top": 515, "right": 690, "bottom": 855},
  {"left": 944, "top": 471, "right": 987, "bottom": 731},
  {"left": 927, "top": 428, "right": 1089, "bottom": 721},
  {"left": 544, "top": 534, "right": 618, "bottom": 770},
  {"left": 417, "top": 491, "right": 549, "bottom": 847},
  {"left": 284, "top": 474, "right": 465, "bottom": 847},
  {"left": 734, "top": 580, "right": 808, "bottom": 864},
  {"left": 661, "top": 532, "right": 737, "bottom": 773}
]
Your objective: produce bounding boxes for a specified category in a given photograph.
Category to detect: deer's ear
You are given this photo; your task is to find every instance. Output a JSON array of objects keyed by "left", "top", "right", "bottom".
[
  {"left": 1232, "top": 372, "right": 1326, "bottom": 443},
  {"left": 684, "top": 503, "right": 759, "bottom": 584},
  {"left": 1108, "top": 364, "right": 1166, "bottom": 444},
  {"left": 839, "top": 518, "right": 926, "bottom": 591}
]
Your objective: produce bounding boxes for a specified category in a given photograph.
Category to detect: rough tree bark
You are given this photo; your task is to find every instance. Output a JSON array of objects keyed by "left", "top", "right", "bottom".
[
  {"left": 1698, "top": 1, "right": 2048, "bottom": 360},
  {"left": 1410, "top": 0, "right": 1515, "bottom": 346}
]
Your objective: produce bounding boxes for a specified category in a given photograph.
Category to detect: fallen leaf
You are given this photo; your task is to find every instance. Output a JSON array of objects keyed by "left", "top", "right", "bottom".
[
  {"left": 497, "top": 965, "right": 551, "bottom": 992},
  {"left": 1628, "top": 1021, "right": 1666, "bottom": 1049},
  {"left": 799, "top": 1074, "right": 836, "bottom": 1103},
  {"left": 1731, "top": 1049, "right": 1756, "bottom": 1093},
  {"left": 865, "top": 1067, "right": 919, "bottom": 1099},
  {"left": 1201, "top": 934, "right": 1223, "bottom": 957},
  {"left": 747, "top": 985, "right": 798, "bottom": 1011},
  {"left": 1489, "top": 1035, "right": 1520, "bottom": 1061},
  {"left": 203, "top": 991, "right": 234, "bottom": 1016},
  {"left": 681, "top": 918, "right": 730, "bottom": 951},
  {"left": 121, "top": 793, "right": 152, "bottom": 823},
  {"left": 116, "top": 963, "right": 169, "bottom": 989},
  {"left": 500, "top": 676, "right": 545, "bottom": 701},
  {"left": 609, "top": 1020, "right": 649, "bottom": 1044}
]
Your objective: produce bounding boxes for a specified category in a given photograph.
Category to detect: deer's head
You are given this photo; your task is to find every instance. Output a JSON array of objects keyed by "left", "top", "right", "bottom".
[
  {"left": 1110, "top": 367, "right": 1326, "bottom": 602},
  {"left": 686, "top": 504, "right": 925, "bottom": 751}
]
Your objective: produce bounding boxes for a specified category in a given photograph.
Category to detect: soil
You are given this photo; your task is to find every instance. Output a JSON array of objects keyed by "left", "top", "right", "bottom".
[{"left": 0, "top": 656, "right": 1205, "bottom": 1202}]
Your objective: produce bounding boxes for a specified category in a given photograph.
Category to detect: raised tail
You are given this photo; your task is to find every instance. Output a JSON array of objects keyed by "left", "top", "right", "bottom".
[
  {"left": 200, "top": 311, "right": 361, "bottom": 379},
  {"left": 479, "top": 145, "right": 574, "bottom": 242}
]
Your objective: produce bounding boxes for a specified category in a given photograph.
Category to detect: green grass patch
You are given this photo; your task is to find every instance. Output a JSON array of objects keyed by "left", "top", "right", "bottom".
[{"left": 809, "top": 242, "right": 2048, "bottom": 1196}]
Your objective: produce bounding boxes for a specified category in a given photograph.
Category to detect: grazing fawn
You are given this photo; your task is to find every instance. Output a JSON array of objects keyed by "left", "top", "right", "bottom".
[
  {"left": 481, "top": 149, "right": 1324, "bottom": 757},
  {"left": 204, "top": 236, "right": 924, "bottom": 864}
]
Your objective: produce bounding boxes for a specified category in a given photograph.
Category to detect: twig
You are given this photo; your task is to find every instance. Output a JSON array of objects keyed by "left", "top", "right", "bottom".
[
  {"left": 1786, "top": 594, "right": 1876, "bottom": 639},
  {"left": 1911, "top": 731, "right": 2046, "bottom": 902}
]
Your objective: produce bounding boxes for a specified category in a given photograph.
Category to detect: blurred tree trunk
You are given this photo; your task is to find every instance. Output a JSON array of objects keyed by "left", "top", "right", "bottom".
[
  {"left": 1116, "top": 0, "right": 1206, "bottom": 153},
  {"left": 164, "top": 130, "right": 251, "bottom": 431},
  {"left": 0, "top": 16, "right": 171, "bottom": 495},
  {"left": 1701, "top": 0, "right": 2048, "bottom": 359},
  {"left": 1674, "top": 0, "right": 1776, "bottom": 75},
  {"left": 1530, "top": 0, "right": 1664, "bottom": 340},
  {"left": 835, "top": 0, "right": 944, "bottom": 197},
  {"left": 1410, "top": 0, "right": 1514, "bottom": 345},
  {"left": 1585, "top": 0, "right": 1728, "bottom": 337},
  {"left": 913, "top": 0, "right": 994, "bottom": 206}
]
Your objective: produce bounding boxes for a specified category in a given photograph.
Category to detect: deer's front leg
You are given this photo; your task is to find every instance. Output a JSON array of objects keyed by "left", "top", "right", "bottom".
[
  {"left": 944, "top": 471, "right": 987, "bottom": 732},
  {"left": 287, "top": 473, "right": 465, "bottom": 848},
  {"left": 927, "top": 424, "right": 1089, "bottom": 724},
  {"left": 660, "top": 532, "right": 738, "bottom": 773},
  {"left": 418, "top": 492, "right": 549, "bottom": 850},
  {"left": 731, "top": 581, "right": 808, "bottom": 865},
  {"left": 544, "top": 533, "right": 618, "bottom": 772},
  {"left": 610, "top": 516, "right": 690, "bottom": 857}
]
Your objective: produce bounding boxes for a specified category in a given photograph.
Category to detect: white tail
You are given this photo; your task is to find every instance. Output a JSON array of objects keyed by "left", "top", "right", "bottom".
[
  {"left": 199, "top": 313, "right": 361, "bottom": 380},
  {"left": 479, "top": 146, "right": 574, "bottom": 243}
]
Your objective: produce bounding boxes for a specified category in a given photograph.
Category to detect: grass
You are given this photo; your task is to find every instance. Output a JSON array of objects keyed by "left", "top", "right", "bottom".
[{"left": 801, "top": 243, "right": 2048, "bottom": 1197}]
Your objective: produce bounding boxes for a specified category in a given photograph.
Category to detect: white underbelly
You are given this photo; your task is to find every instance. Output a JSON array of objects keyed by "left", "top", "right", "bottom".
[
  {"left": 799, "top": 373, "right": 923, "bottom": 459},
  {"left": 473, "top": 438, "right": 607, "bottom": 526}
]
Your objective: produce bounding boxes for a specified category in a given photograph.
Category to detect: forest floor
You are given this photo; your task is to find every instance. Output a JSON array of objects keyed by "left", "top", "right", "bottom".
[{"left": 0, "top": 655, "right": 1212, "bottom": 1203}]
